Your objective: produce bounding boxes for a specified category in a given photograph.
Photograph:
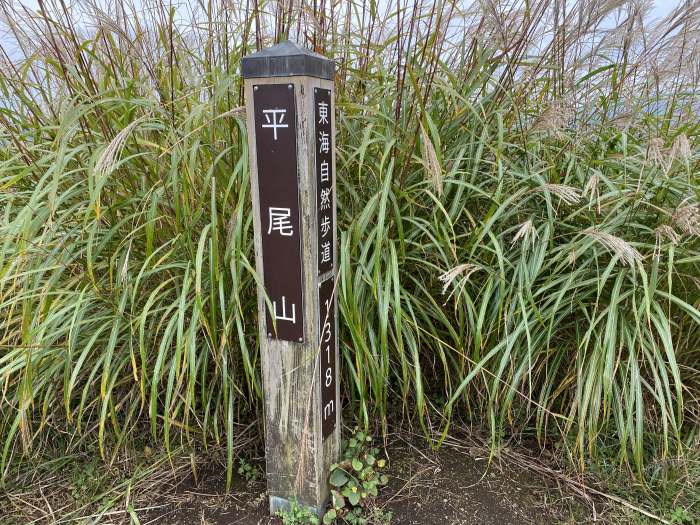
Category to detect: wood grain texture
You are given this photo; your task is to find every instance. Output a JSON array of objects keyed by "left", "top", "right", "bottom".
[{"left": 244, "top": 74, "right": 340, "bottom": 516}]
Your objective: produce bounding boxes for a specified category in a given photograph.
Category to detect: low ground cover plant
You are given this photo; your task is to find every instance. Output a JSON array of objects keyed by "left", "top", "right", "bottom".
[{"left": 325, "top": 428, "right": 390, "bottom": 524}]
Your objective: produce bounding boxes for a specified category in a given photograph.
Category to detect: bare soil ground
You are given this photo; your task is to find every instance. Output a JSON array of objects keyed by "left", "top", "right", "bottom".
[{"left": 140, "top": 432, "right": 593, "bottom": 525}]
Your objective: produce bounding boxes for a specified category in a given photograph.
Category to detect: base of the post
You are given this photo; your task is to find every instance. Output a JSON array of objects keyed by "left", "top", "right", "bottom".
[{"left": 269, "top": 495, "right": 328, "bottom": 519}]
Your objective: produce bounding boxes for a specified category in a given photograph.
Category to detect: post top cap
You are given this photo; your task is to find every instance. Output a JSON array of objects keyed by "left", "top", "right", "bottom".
[{"left": 242, "top": 41, "right": 335, "bottom": 80}]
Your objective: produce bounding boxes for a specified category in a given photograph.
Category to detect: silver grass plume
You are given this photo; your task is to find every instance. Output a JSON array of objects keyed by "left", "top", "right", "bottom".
[
  {"left": 654, "top": 225, "right": 680, "bottom": 260},
  {"left": 670, "top": 134, "right": 692, "bottom": 163},
  {"left": 672, "top": 202, "right": 700, "bottom": 237},
  {"left": 95, "top": 116, "right": 150, "bottom": 177},
  {"left": 655, "top": 225, "right": 680, "bottom": 245},
  {"left": 533, "top": 183, "right": 582, "bottom": 205},
  {"left": 439, "top": 263, "right": 482, "bottom": 302},
  {"left": 646, "top": 137, "right": 666, "bottom": 168},
  {"left": 420, "top": 122, "right": 443, "bottom": 197},
  {"left": 511, "top": 218, "right": 538, "bottom": 249},
  {"left": 584, "top": 228, "right": 643, "bottom": 267},
  {"left": 530, "top": 100, "right": 573, "bottom": 136},
  {"left": 478, "top": 0, "right": 527, "bottom": 53},
  {"left": 583, "top": 174, "right": 601, "bottom": 214}
]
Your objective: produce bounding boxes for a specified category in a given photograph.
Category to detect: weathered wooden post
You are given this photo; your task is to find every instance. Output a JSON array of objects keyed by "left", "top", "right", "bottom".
[{"left": 241, "top": 41, "right": 340, "bottom": 516}]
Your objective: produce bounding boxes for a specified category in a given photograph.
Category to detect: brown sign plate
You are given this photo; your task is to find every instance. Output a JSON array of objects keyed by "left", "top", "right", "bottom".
[
  {"left": 319, "top": 276, "right": 337, "bottom": 438},
  {"left": 314, "top": 88, "right": 334, "bottom": 275},
  {"left": 253, "top": 83, "right": 304, "bottom": 342}
]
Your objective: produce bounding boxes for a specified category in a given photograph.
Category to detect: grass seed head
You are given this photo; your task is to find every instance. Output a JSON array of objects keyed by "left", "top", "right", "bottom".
[
  {"left": 584, "top": 228, "right": 643, "bottom": 267},
  {"left": 439, "top": 263, "right": 481, "bottom": 295},
  {"left": 670, "top": 133, "right": 692, "bottom": 162},
  {"left": 672, "top": 202, "right": 700, "bottom": 237},
  {"left": 511, "top": 218, "right": 538, "bottom": 248},
  {"left": 95, "top": 116, "right": 149, "bottom": 177},
  {"left": 655, "top": 225, "right": 680, "bottom": 245},
  {"left": 536, "top": 183, "right": 582, "bottom": 206},
  {"left": 584, "top": 174, "right": 601, "bottom": 213},
  {"left": 654, "top": 225, "right": 680, "bottom": 259},
  {"left": 647, "top": 137, "right": 666, "bottom": 167},
  {"left": 420, "top": 122, "right": 443, "bottom": 197},
  {"left": 530, "top": 100, "right": 573, "bottom": 136}
]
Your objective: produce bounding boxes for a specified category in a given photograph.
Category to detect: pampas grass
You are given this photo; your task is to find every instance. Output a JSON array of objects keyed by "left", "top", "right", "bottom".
[
  {"left": 584, "top": 228, "right": 643, "bottom": 267},
  {"left": 0, "top": 0, "right": 697, "bottom": 498}
]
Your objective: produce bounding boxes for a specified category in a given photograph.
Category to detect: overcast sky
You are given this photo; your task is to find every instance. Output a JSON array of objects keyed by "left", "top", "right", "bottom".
[
  {"left": 652, "top": 0, "right": 684, "bottom": 17},
  {"left": 7, "top": 0, "right": 686, "bottom": 19},
  {"left": 0, "top": 0, "right": 686, "bottom": 53}
]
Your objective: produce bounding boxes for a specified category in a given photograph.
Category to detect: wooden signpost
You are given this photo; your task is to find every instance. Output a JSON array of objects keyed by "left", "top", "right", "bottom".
[{"left": 242, "top": 41, "right": 340, "bottom": 517}]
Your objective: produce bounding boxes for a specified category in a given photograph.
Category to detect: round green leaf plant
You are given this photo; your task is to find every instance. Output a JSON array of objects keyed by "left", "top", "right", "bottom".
[{"left": 323, "top": 429, "right": 390, "bottom": 524}]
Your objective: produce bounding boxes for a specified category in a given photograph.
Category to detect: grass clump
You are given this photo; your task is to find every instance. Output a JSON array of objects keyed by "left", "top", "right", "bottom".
[{"left": 0, "top": 1, "right": 698, "bottom": 519}]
